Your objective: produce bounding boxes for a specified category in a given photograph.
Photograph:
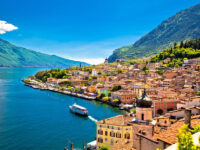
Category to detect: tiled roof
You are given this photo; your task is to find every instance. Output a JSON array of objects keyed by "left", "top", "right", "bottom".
[
  {"left": 110, "top": 139, "right": 135, "bottom": 150},
  {"left": 153, "top": 115, "right": 200, "bottom": 144},
  {"left": 97, "top": 115, "right": 133, "bottom": 126}
]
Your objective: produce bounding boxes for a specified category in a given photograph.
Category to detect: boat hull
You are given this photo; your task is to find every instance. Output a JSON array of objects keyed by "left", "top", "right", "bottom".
[{"left": 69, "top": 106, "right": 88, "bottom": 117}]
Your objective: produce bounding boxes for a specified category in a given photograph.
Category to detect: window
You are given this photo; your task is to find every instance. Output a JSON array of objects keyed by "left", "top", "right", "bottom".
[
  {"left": 125, "top": 133, "right": 130, "bottom": 139},
  {"left": 116, "top": 132, "right": 121, "bottom": 138},
  {"left": 98, "top": 137, "right": 103, "bottom": 143},
  {"left": 105, "top": 131, "right": 108, "bottom": 136},
  {"left": 141, "top": 113, "right": 144, "bottom": 120},
  {"left": 110, "top": 139, "right": 114, "bottom": 145},
  {"left": 110, "top": 131, "right": 115, "bottom": 137},
  {"left": 98, "top": 129, "right": 103, "bottom": 135}
]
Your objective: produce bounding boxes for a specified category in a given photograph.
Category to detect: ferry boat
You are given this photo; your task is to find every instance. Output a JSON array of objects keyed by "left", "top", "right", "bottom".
[{"left": 69, "top": 103, "right": 88, "bottom": 116}]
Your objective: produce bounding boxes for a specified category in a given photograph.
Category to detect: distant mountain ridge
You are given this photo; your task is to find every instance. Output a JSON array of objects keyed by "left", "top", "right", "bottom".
[
  {"left": 108, "top": 3, "right": 200, "bottom": 62},
  {"left": 0, "top": 38, "right": 88, "bottom": 67}
]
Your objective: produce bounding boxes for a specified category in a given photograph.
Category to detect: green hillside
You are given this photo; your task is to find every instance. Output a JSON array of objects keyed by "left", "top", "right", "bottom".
[
  {"left": 108, "top": 3, "right": 200, "bottom": 62},
  {"left": 151, "top": 39, "right": 200, "bottom": 66},
  {"left": 0, "top": 38, "right": 88, "bottom": 67}
]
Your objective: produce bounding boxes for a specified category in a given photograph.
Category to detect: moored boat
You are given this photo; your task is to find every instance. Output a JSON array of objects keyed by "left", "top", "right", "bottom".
[{"left": 69, "top": 103, "right": 88, "bottom": 116}]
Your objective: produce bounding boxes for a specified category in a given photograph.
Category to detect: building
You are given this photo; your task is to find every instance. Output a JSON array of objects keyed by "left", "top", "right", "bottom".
[
  {"left": 104, "top": 58, "right": 108, "bottom": 72},
  {"left": 91, "top": 69, "right": 97, "bottom": 77},
  {"left": 177, "top": 96, "right": 200, "bottom": 109},
  {"left": 96, "top": 115, "right": 133, "bottom": 149},
  {"left": 111, "top": 90, "right": 136, "bottom": 104},
  {"left": 136, "top": 110, "right": 200, "bottom": 150},
  {"left": 153, "top": 99, "right": 178, "bottom": 116}
]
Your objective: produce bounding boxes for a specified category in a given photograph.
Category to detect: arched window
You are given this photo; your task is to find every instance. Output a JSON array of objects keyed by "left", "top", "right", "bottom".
[
  {"left": 110, "top": 131, "right": 115, "bottom": 137},
  {"left": 98, "top": 137, "right": 103, "bottom": 143},
  {"left": 141, "top": 113, "right": 144, "bottom": 120},
  {"left": 98, "top": 129, "right": 103, "bottom": 135},
  {"left": 124, "top": 133, "right": 130, "bottom": 139},
  {"left": 116, "top": 132, "right": 121, "bottom": 138},
  {"left": 105, "top": 131, "right": 108, "bottom": 136}
]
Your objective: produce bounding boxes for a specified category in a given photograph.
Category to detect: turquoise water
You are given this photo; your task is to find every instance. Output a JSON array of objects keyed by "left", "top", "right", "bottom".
[{"left": 0, "top": 68, "right": 122, "bottom": 150}]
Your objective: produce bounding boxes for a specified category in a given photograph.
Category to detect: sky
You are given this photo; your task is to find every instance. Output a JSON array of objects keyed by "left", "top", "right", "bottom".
[{"left": 0, "top": 0, "right": 199, "bottom": 64}]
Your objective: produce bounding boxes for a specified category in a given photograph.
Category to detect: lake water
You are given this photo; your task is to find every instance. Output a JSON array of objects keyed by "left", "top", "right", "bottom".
[{"left": 0, "top": 68, "right": 123, "bottom": 150}]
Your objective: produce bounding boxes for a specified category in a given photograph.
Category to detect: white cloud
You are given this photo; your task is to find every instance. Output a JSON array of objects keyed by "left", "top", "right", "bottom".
[{"left": 0, "top": 20, "right": 18, "bottom": 34}]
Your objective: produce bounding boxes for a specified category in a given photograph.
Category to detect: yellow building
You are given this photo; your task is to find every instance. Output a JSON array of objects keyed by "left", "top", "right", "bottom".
[{"left": 96, "top": 115, "right": 133, "bottom": 149}]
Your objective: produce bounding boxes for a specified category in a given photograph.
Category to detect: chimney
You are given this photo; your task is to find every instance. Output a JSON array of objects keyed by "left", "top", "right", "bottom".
[{"left": 184, "top": 109, "right": 191, "bottom": 128}]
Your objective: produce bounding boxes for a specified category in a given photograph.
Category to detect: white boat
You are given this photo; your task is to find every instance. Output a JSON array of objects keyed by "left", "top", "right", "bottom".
[{"left": 69, "top": 103, "right": 88, "bottom": 116}]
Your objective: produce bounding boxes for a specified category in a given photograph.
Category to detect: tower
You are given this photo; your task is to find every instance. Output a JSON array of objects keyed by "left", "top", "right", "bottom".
[
  {"left": 104, "top": 58, "right": 108, "bottom": 72},
  {"left": 136, "top": 89, "right": 153, "bottom": 122}
]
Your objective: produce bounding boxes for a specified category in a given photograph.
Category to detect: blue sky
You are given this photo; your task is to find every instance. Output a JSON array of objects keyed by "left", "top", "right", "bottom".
[{"left": 0, "top": 0, "right": 199, "bottom": 64}]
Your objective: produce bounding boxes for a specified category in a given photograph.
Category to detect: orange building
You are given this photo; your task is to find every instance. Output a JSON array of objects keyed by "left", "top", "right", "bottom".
[{"left": 153, "top": 99, "right": 178, "bottom": 115}]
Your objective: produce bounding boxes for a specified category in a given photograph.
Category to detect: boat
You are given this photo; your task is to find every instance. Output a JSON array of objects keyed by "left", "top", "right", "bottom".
[{"left": 69, "top": 103, "right": 88, "bottom": 116}]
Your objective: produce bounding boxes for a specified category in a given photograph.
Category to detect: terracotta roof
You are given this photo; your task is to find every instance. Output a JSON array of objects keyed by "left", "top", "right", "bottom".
[
  {"left": 110, "top": 139, "right": 135, "bottom": 150},
  {"left": 97, "top": 115, "right": 133, "bottom": 126},
  {"left": 153, "top": 115, "right": 200, "bottom": 144}
]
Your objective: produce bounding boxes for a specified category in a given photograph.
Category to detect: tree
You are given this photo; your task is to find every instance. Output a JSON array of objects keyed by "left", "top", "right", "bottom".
[
  {"left": 142, "top": 66, "right": 149, "bottom": 73},
  {"left": 157, "top": 109, "right": 163, "bottom": 115},
  {"left": 100, "top": 93, "right": 106, "bottom": 99},
  {"left": 108, "top": 91, "right": 112, "bottom": 97},
  {"left": 177, "top": 125, "right": 194, "bottom": 150},
  {"left": 177, "top": 124, "right": 200, "bottom": 150},
  {"left": 92, "top": 76, "right": 97, "bottom": 79},
  {"left": 75, "top": 88, "right": 79, "bottom": 93},
  {"left": 97, "top": 145, "right": 109, "bottom": 150},
  {"left": 174, "top": 42, "right": 177, "bottom": 48},
  {"left": 42, "top": 76, "right": 48, "bottom": 82},
  {"left": 196, "top": 91, "right": 200, "bottom": 96},
  {"left": 180, "top": 41, "right": 184, "bottom": 48},
  {"left": 111, "top": 85, "right": 122, "bottom": 92}
]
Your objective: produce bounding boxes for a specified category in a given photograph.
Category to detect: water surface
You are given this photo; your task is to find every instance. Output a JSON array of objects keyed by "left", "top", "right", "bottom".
[{"left": 0, "top": 68, "right": 122, "bottom": 150}]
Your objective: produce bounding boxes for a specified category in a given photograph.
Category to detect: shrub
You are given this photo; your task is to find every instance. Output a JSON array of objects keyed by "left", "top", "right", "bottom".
[
  {"left": 102, "top": 97, "right": 109, "bottom": 101},
  {"left": 196, "top": 91, "right": 200, "bottom": 96},
  {"left": 113, "top": 99, "right": 119, "bottom": 103},
  {"left": 98, "top": 145, "right": 109, "bottom": 150},
  {"left": 100, "top": 93, "right": 106, "bottom": 99},
  {"left": 130, "top": 108, "right": 136, "bottom": 114}
]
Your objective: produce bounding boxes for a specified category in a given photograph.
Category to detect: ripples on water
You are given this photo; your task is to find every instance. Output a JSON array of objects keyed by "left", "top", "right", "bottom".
[{"left": 0, "top": 68, "right": 123, "bottom": 150}]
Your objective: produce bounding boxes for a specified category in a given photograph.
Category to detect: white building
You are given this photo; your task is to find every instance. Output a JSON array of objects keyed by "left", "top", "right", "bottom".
[{"left": 91, "top": 69, "right": 97, "bottom": 77}]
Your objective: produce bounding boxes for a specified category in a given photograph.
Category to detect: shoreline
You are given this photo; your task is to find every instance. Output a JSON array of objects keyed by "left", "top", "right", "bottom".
[{"left": 22, "top": 79, "right": 124, "bottom": 110}]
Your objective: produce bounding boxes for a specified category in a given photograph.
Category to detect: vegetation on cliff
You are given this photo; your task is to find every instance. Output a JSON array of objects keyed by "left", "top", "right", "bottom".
[{"left": 108, "top": 3, "right": 200, "bottom": 62}]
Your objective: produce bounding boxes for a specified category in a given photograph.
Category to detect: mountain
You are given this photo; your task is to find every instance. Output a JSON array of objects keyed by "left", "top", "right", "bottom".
[
  {"left": 108, "top": 3, "right": 200, "bottom": 62},
  {"left": 0, "top": 38, "right": 88, "bottom": 67}
]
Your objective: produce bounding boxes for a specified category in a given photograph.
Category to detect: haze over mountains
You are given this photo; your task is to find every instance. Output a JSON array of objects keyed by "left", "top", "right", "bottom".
[
  {"left": 0, "top": 38, "right": 88, "bottom": 67},
  {"left": 108, "top": 3, "right": 200, "bottom": 62}
]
